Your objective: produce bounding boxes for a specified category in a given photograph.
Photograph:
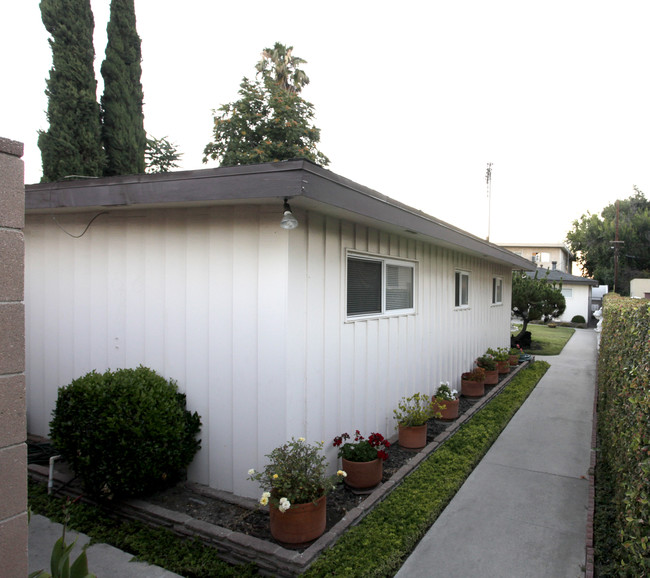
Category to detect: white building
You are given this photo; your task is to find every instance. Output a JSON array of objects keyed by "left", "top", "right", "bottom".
[{"left": 24, "top": 160, "right": 533, "bottom": 498}]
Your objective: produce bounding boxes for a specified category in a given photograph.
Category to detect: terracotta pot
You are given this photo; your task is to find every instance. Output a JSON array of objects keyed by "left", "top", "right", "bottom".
[
  {"left": 398, "top": 424, "right": 428, "bottom": 449},
  {"left": 269, "top": 495, "right": 326, "bottom": 545},
  {"left": 484, "top": 368, "right": 499, "bottom": 385},
  {"left": 341, "top": 457, "right": 383, "bottom": 489},
  {"left": 461, "top": 378, "right": 485, "bottom": 397},
  {"left": 496, "top": 360, "right": 510, "bottom": 374},
  {"left": 432, "top": 398, "right": 459, "bottom": 420},
  {"left": 509, "top": 354, "right": 519, "bottom": 366}
]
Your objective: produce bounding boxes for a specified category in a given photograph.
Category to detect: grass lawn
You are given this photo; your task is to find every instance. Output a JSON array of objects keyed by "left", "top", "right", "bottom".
[{"left": 513, "top": 324, "right": 575, "bottom": 355}]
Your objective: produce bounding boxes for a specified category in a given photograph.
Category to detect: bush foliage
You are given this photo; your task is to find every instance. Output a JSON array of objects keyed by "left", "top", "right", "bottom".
[
  {"left": 49, "top": 366, "right": 201, "bottom": 499},
  {"left": 596, "top": 295, "right": 650, "bottom": 574}
]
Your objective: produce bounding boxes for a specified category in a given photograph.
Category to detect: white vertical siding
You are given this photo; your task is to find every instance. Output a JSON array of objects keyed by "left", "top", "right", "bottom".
[{"left": 25, "top": 205, "right": 514, "bottom": 499}]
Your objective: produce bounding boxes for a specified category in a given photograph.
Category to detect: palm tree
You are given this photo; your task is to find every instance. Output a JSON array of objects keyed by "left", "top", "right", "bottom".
[{"left": 255, "top": 42, "right": 309, "bottom": 93}]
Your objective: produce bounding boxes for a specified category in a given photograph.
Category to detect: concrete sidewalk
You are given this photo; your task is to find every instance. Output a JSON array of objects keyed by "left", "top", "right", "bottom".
[
  {"left": 396, "top": 328, "right": 597, "bottom": 578},
  {"left": 29, "top": 514, "right": 182, "bottom": 578}
]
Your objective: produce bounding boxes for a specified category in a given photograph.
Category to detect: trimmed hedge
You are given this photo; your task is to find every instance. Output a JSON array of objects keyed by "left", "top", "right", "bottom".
[
  {"left": 305, "top": 361, "right": 549, "bottom": 577},
  {"left": 50, "top": 366, "right": 201, "bottom": 499},
  {"left": 596, "top": 295, "right": 650, "bottom": 574}
]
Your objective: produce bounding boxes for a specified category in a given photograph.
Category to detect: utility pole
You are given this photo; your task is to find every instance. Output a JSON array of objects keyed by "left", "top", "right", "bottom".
[
  {"left": 486, "top": 162, "right": 493, "bottom": 241},
  {"left": 611, "top": 199, "right": 624, "bottom": 293}
]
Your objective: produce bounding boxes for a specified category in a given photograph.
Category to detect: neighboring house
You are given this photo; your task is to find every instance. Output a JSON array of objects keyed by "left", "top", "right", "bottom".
[
  {"left": 525, "top": 268, "right": 599, "bottom": 322},
  {"left": 501, "top": 243, "right": 573, "bottom": 273},
  {"left": 630, "top": 279, "right": 650, "bottom": 299},
  {"left": 24, "top": 159, "right": 533, "bottom": 499}
]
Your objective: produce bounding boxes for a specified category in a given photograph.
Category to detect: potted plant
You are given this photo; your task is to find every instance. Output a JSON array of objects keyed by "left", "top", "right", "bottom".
[
  {"left": 476, "top": 353, "right": 498, "bottom": 385},
  {"left": 508, "top": 347, "right": 520, "bottom": 366},
  {"left": 393, "top": 393, "right": 440, "bottom": 449},
  {"left": 333, "top": 430, "right": 390, "bottom": 490},
  {"left": 432, "top": 381, "right": 460, "bottom": 420},
  {"left": 488, "top": 347, "right": 511, "bottom": 374},
  {"left": 248, "top": 437, "right": 345, "bottom": 545},
  {"left": 461, "top": 366, "right": 486, "bottom": 397}
]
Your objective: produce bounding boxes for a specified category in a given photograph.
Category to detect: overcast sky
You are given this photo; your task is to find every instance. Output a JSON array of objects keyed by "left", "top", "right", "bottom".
[{"left": 4, "top": 1, "right": 650, "bottom": 244}]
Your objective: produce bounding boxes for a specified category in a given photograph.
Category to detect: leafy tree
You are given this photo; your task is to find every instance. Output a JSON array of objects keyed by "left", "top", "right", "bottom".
[
  {"left": 566, "top": 188, "right": 650, "bottom": 295},
  {"left": 511, "top": 270, "right": 566, "bottom": 338},
  {"left": 38, "top": 0, "right": 104, "bottom": 182},
  {"left": 203, "top": 42, "right": 329, "bottom": 167},
  {"left": 145, "top": 135, "right": 183, "bottom": 173},
  {"left": 100, "top": 0, "right": 146, "bottom": 176}
]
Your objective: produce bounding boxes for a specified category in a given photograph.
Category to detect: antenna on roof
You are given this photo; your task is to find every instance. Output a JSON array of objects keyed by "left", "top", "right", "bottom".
[{"left": 486, "top": 162, "right": 493, "bottom": 242}]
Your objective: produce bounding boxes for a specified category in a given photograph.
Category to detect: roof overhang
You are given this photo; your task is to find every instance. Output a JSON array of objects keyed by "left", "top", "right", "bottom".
[{"left": 26, "top": 159, "right": 534, "bottom": 270}]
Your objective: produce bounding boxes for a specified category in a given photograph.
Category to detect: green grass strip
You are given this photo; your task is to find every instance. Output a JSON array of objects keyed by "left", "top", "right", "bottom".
[
  {"left": 305, "top": 361, "right": 550, "bottom": 577},
  {"left": 513, "top": 324, "right": 575, "bottom": 355},
  {"left": 28, "top": 481, "right": 258, "bottom": 577}
]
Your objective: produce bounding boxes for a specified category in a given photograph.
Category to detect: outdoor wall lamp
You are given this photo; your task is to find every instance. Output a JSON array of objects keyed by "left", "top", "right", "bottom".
[{"left": 280, "top": 197, "right": 299, "bottom": 230}]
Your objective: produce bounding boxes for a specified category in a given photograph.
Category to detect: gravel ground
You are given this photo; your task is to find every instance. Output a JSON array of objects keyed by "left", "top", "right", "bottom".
[{"left": 146, "top": 397, "right": 479, "bottom": 547}]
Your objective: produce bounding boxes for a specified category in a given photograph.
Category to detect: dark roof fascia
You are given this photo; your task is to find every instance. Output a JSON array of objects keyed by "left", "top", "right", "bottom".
[
  {"left": 25, "top": 159, "right": 533, "bottom": 270},
  {"left": 524, "top": 269, "right": 599, "bottom": 286}
]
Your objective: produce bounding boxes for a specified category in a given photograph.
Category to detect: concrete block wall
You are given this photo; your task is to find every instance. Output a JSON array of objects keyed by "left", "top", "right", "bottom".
[{"left": 0, "top": 137, "right": 27, "bottom": 577}]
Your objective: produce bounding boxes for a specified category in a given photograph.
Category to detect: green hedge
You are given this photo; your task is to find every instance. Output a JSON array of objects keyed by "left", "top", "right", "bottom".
[
  {"left": 305, "top": 361, "right": 549, "bottom": 577},
  {"left": 596, "top": 295, "right": 650, "bottom": 574}
]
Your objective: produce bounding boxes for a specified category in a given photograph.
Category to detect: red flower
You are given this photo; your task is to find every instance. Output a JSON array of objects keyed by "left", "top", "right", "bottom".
[{"left": 377, "top": 450, "right": 389, "bottom": 461}]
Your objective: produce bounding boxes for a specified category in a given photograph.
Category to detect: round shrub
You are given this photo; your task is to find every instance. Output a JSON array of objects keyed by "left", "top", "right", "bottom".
[
  {"left": 49, "top": 366, "right": 201, "bottom": 499},
  {"left": 571, "top": 315, "right": 586, "bottom": 324}
]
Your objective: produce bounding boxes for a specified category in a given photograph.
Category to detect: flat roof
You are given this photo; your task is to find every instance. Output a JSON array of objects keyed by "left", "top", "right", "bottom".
[{"left": 26, "top": 159, "right": 535, "bottom": 270}]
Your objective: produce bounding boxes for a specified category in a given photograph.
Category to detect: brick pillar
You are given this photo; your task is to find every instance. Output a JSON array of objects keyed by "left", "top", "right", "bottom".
[{"left": 0, "top": 137, "right": 27, "bottom": 577}]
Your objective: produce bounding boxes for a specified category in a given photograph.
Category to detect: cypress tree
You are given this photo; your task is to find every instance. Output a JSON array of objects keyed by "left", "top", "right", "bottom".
[
  {"left": 100, "top": 0, "right": 146, "bottom": 176},
  {"left": 38, "top": 0, "right": 104, "bottom": 182}
]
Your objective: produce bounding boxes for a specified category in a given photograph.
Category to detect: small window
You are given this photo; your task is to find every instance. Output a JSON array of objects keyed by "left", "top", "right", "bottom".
[
  {"left": 455, "top": 270, "right": 470, "bottom": 308},
  {"left": 347, "top": 254, "right": 415, "bottom": 318},
  {"left": 561, "top": 288, "right": 573, "bottom": 298},
  {"left": 492, "top": 277, "right": 503, "bottom": 304}
]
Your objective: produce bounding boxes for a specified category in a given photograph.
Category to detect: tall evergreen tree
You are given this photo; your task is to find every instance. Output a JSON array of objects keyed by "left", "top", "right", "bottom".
[
  {"left": 100, "top": 0, "right": 146, "bottom": 176},
  {"left": 38, "top": 0, "right": 104, "bottom": 182},
  {"left": 203, "top": 42, "right": 329, "bottom": 167}
]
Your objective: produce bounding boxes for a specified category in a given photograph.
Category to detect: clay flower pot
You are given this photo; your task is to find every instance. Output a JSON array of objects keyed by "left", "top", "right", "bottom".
[
  {"left": 398, "top": 424, "right": 427, "bottom": 449},
  {"left": 483, "top": 368, "right": 499, "bottom": 385},
  {"left": 341, "top": 457, "right": 383, "bottom": 489},
  {"left": 461, "top": 377, "right": 485, "bottom": 398},
  {"left": 496, "top": 360, "right": 510, "bottom": 374},
  {"left": 269, "top": 495, "right": 326, "bottom": 545},
  {"left": 432, "top": 398, "right": 459, "bottom": 421},
  {"left": 509, "top": 354, "right": 519, "bottom": 366}
]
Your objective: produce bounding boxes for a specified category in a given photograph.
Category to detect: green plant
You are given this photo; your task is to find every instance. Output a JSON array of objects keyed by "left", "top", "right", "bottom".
[
  {"left": 248, "top": 437, "right": 344, "bottom": 509},
  {"left": 49, "top": 366, "right": 201, "bottom": 499},
  {"left": 333, "top": 431, "right": 390, "bottom": 462},
  {"left": 29, "top": 499, "right": 96, "bottom": 578},
  {"left": 433, "top": 382, "right": 458, "bottom": 401},
  {"left": 476, "top": 354, "right": 497, "bottom": 371},
  {"left": 462, "top": 367, "right": 486, "bottom": 382},
  {"left": 595, "top": 294, "right": 650, "bottom": 574},
  {"left": 571, "top": 314, "right": 586, "bottom": 323},
  {"left": 487, "top": 347, "right": 509, "bottom": 362},
  {"left": 393, "top": 393, "right": 439, "bottom": 427}
]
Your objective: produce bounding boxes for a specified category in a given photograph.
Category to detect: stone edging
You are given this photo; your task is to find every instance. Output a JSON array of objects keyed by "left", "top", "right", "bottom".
[
  {"left": 585, "top": 364, "right": 598, "bottom": 578},
  {"left": 29, "top": 362, "right": 530, "bottom": 577}
]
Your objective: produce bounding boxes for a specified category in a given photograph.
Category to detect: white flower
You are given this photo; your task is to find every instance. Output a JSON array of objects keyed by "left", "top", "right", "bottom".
[
  {"left": 451, "top": 389, "right": 459, "bottom": 398},
  {"left": 278, "top": 497, "right": 291, "bottom": 512},
  {"left": 248, "top": 469, "right": 255, "bottom": 476},
  {"left": 337, "top": 470, "right": 347, "bottom": 477},
  {"left": 297, "top": 437, "right": 305, "bottom": 442},
  {"left": 259, "top": 491, "right": 271, "bottom": 506}
]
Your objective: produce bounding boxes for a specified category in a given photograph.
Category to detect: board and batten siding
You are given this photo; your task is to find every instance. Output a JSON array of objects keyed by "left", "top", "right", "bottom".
[{"left": 25, "top": 204, "right": 513, "bottom": 499}]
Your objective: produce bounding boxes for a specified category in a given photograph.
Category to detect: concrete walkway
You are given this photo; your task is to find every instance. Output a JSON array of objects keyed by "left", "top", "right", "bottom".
[
  {"left": 29, "top": 514, "right": 182, "bottom": 578},
  {"left": 396, "top": 328, "right": 597, "bottom": 578}
]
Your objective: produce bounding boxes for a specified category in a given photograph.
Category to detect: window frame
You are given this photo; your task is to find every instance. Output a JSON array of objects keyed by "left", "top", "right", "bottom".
[
  {"left": 492, "top": 276, "right": 504, "bottom": 305},
  {"left": 345, "top": 252, "right": 416, "bottom": 320},
  {"left": 454, "top": 269, "right": 471, "bottom": 309}
]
